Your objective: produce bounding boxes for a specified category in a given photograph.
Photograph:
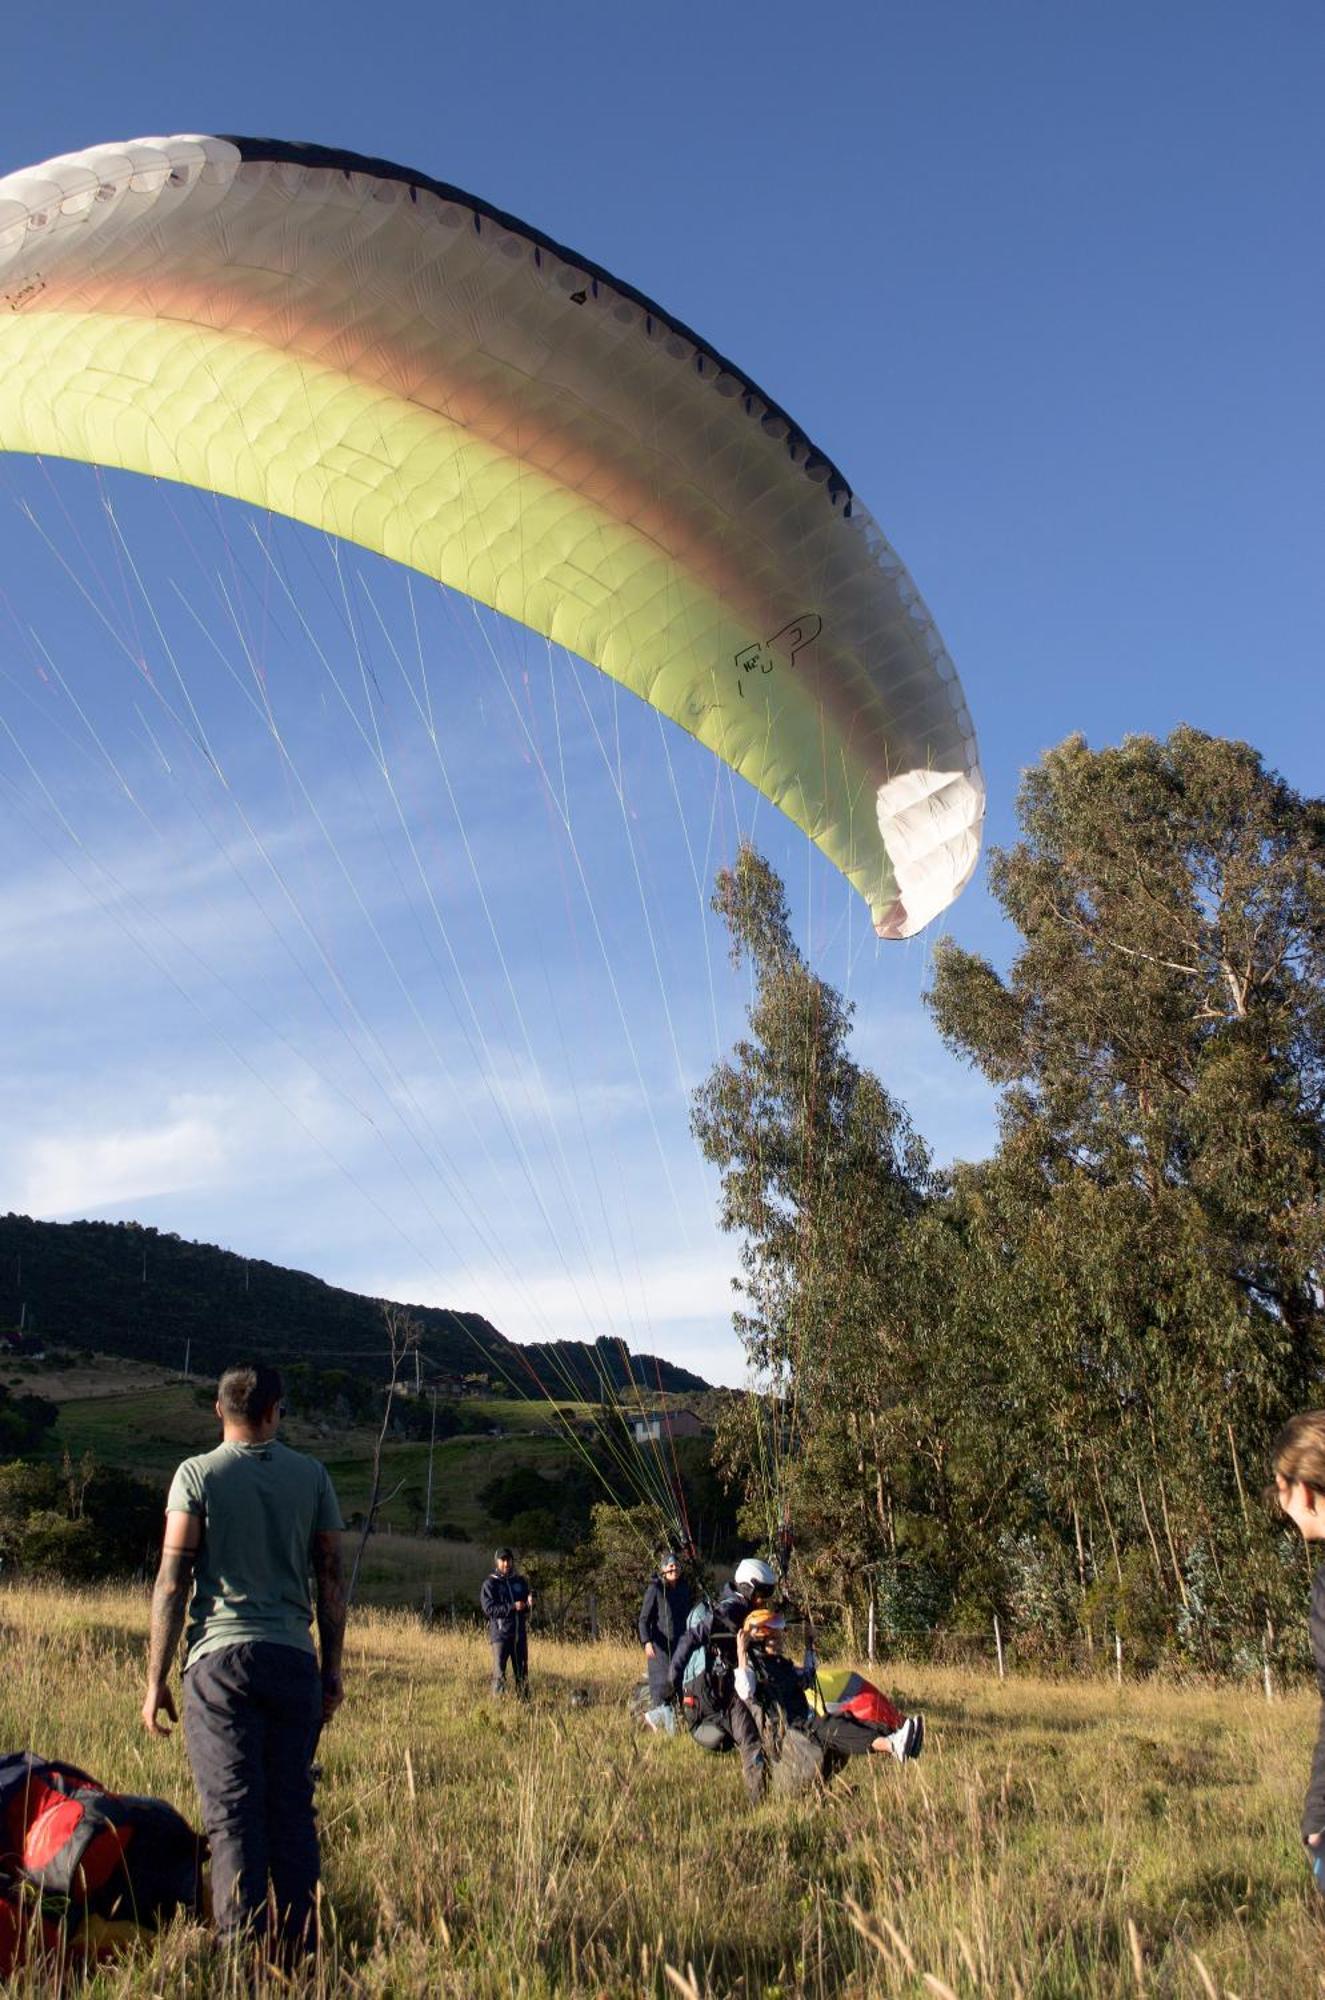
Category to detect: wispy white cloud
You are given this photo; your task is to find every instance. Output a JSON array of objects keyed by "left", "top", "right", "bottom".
[
  {"left": 397, "top": 1056, "right": 647, "bottom": 1138},
  {"left": 0, "top": 1063, "right": 381, "bottom": 1221},
  {"left": 14, "top": 1098, "right": 230, "bottom": 1217}
]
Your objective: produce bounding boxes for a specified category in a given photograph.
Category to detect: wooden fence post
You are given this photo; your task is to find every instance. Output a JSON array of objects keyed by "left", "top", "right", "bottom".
[{"left": 1263, "top": 1617, "right": 1274, "bottom": 1704}]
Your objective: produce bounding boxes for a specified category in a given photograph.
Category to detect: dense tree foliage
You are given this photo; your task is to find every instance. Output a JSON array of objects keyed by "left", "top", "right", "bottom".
[
  {"left": 697, "top": 731, "right": 1325, "bottom": 1668},
  {"left": 0, "top": 1384, "right": 57, "bottom": 1458},
  {"left": 0, "top": 1456, "right": 160, "bottom": 1582}
]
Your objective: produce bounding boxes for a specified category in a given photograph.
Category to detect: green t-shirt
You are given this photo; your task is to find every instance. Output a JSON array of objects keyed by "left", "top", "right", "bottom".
[{"left": 166, "top": 1438, "right": 343, "bottom": 1668}]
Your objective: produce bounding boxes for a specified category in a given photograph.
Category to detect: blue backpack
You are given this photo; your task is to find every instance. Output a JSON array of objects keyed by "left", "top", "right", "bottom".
[{"left": 679, "top": 1601, "right": 733, "bottom": 1753}]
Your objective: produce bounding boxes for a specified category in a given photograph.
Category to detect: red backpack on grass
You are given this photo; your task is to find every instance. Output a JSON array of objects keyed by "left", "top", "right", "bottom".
[{"left": 0, "top": 1753, "right": 204, "bottom": 1972}]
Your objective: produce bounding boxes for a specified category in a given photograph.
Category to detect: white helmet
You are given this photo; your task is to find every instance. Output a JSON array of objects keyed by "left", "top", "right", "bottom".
[{"left": 734, "top": 1557, "right": 777, "bottom": 1594}]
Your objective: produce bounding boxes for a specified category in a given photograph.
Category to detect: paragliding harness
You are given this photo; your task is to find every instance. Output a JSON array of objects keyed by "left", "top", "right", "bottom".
[
  {"left": 739, "top": 1637, "right": 838, "bottom": 1795},
  {"left": 679, "top": 1600, "right": 735, "bottom": 1754},
  {"left": 741, "top": 1524, "right": 840, "bottom": 1794},
  {"left": 681, "top": 1528, "right": 799, "bottom": 1756},
  {"left": 0, "top": 1753, "right": 205, "bottom": 1972}
]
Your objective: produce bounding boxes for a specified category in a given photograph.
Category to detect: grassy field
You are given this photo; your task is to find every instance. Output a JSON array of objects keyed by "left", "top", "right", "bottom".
[
  {"left": 0, "top": 1583, "right": 1320, "bottom": 1996},
  {"left": 0, "top": 1355, "right": 180, "bottom": 1404},
  {"left": 464, "top": 1397, "right": 598, "bottom": 1434}
]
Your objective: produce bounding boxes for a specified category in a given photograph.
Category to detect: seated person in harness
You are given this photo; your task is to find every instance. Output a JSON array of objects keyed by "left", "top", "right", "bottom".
[
  {"left": 667, "top": 1557, "right": 778, "bottom": 1802},
  {"left": 735, "top": 1607, "right": 924, "bottom": 1791}
]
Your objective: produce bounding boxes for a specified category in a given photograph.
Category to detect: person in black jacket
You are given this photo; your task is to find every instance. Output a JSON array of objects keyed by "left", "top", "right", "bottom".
[
  {"left": 668, "top": 1557, "right": 777, "bottom": 1800},
  {"left": 480, "top": 1547, "right": 533, "bottom": 1698},
  {"left": 734, "top": 1609, "right": 923, "bottom": 1773},
  {"left": 639, "top": 1552, "right": 692, "bottom": 1714},
  {"left": 1273, "top": 1412, "right": 1325, "bottom": 1891}
]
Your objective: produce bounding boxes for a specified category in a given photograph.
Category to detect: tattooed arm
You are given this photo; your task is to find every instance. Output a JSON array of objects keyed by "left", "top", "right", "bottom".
[
  {"left": 142, "top": 1511, "right": 201, "bottom": 1736},
  {"left": 312, "top": 1530, "right": 347, "bottom": 1723}
]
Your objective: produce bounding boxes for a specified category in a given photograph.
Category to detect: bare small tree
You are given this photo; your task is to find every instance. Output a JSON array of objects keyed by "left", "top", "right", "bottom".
[{"left": 348, "top": 1303, "right": 421, "bottom": 1606}]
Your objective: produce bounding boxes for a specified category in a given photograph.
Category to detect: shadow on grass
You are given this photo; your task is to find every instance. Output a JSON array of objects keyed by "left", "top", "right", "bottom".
[
  {"left": 1165, "top": 1863, "right": 1302, "bottom": 1929},
  {"left": 47, "top": 1618, "right": 144, "bottom": 1676}
]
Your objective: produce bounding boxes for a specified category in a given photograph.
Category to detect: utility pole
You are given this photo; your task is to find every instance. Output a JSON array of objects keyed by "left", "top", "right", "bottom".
[
  {"left": 424, "top": 1387, "right": 438, "bottom": 1534},
  {"left": 183, "top": 1338, "right": 191, "bottom": 1379}
]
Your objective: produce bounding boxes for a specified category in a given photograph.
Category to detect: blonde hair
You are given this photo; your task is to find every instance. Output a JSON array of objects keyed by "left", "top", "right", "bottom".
[{"left": 1273, "top": 1411, "right": 1325, "bottom": 1496}]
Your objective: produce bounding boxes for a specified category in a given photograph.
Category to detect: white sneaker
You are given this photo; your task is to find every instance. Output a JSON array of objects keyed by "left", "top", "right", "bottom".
[{"left": 887, "top": 1714, "right": 924, "bottom": 1763}]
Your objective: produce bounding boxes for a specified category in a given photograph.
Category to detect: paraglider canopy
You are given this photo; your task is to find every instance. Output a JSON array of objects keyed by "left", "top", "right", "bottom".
[{"left": 0, "top": 133, "right": 983, "bottom": 938}]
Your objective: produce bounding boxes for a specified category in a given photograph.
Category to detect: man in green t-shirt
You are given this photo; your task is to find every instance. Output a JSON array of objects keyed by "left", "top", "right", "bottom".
[{"left": 141, "top": 1361, "right": 346, "bottom": 1956}]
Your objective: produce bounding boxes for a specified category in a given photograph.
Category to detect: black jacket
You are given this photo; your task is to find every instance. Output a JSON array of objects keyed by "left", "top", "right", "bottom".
[
  {"left": 743, "top": 1649, "right": 813, "bottom": 1725},
  {"left": 480, "top": 1570, "right": 530, "bottom": 1641},
  {"left": 1305, "top": 1565, "right": 1325, "bottom": 1840},
  {"left": 638, "top": 1574, "right": 693, "bottom": 1653}
]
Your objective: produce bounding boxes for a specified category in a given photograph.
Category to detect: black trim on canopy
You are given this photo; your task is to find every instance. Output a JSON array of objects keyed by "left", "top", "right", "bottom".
[{"left": 220, "top": 136, "right": 854, "bottom": 513}]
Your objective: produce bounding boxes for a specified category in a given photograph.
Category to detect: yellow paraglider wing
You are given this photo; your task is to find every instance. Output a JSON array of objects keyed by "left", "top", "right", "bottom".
[{"left": 0, "top": 136, "right": 982, "bottom": 935}]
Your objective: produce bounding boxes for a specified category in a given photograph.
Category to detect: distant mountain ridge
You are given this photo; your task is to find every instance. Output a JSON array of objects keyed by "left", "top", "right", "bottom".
[{"left": 0, "top": 1215, "right": 710, "bottom": 1397}]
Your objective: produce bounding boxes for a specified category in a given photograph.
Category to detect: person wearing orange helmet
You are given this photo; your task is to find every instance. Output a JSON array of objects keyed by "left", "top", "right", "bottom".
[{"left": 734, "top": 1608, "right": 923, "bottom": 1782}]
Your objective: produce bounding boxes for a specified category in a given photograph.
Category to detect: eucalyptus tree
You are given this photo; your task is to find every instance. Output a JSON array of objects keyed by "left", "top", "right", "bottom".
[
  {"left": 693, "top": 846, "right": 1017, "bottom": 1632},
  {"left": 929, "top": 728, "right": 1325, "bottom": 1653}
]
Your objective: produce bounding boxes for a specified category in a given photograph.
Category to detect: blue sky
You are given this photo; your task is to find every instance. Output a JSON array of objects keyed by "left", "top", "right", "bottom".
[{"left": 0, "top": 4, "right": 1321, "bottom": 1386}]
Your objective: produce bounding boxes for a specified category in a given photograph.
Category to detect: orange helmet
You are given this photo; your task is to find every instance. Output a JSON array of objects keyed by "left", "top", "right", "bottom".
[{"left": 743, "top": 1607, "right": 786, "bottom": 1640}]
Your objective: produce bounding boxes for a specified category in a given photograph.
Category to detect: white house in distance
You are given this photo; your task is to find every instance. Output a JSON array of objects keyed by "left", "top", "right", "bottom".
[{"left": 631, "top": 1408, "right": 708, "bottom": 1444}]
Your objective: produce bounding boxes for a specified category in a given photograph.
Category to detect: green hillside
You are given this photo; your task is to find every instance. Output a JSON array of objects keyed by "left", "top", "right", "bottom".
[
  {"left": 10, "top": 1337, "right": 743, "bottom": 1594},
  {"left": 0, "top": 1213, "right": 710, "bottom": 1397},
  {"left": 23, "top": 1359, "right": 598, "bottom": 1608},
  {"left": 32, "top": 1364, "right": 590, "bottom": 1529}
]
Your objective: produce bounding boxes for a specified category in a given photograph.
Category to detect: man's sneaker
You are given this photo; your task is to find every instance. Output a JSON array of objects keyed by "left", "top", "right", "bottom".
[{"left": 887, "top": 1714, "right": 924, "bottom": 1763}]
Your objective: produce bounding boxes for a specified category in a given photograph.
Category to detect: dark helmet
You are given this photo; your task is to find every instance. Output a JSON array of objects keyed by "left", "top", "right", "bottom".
[{"left": 495, "top": 1546, "right": 515, "bottom": 1563}]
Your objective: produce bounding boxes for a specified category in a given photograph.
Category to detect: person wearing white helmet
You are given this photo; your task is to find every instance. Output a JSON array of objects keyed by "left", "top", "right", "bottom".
[
  {"left": 666, "top": 1556, "right": 779, "bottom": 1801},
  {"left": 733, "top": 1557, "right": 778, "bottom": 1593}
]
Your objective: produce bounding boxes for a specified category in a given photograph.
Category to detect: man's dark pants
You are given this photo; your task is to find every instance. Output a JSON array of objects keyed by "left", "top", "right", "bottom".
[
  {"left": 183, "top": 1641, "right": 322, "bottom": 1949},
  {"left": 490, "top": 1626, "right": 528, "bottom": 1694},
  {"left": 724, "top": 1694, "right": 765, "bottom": 1801}
]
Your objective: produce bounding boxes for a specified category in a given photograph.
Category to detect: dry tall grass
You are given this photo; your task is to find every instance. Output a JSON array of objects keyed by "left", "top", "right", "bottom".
[{"left": 0, "top": 1583, "right": 1318, "bottom": 1996}]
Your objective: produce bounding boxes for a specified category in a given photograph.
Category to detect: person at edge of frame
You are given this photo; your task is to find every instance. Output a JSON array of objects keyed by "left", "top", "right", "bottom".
[
  {"left": 141, "top": 1359, "right": 346, "bottom": 1961},
  {"left": 1272, "top": 1409, "right": 1325, "bottom": 1897}
]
